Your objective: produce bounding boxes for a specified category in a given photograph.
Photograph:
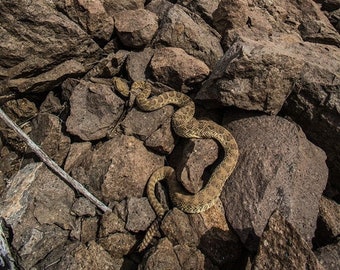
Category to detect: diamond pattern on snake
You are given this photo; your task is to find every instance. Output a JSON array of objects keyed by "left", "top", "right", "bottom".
[{"left": 113, "top": 78, "right": 239, "bottom": 251}]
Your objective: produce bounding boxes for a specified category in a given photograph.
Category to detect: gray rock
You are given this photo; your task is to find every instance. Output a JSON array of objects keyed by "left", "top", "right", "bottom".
[
  {"left": 315, "top": 240, "right": 340, "bottom": 270},
  {"left": 114, "top": 9, "right": 158, "bottom": 48},
  {"left": 80, "top": 217, "right": 98, "bottom": 244},
  {"left": 99, "top": 212, "right": 126, "bottom": 238},
  {"left": 173, "top": 244, "right": 206, "bottom": 270},
  {"left": 0, "top": 163, "right": 76, "bottom": 269},
  {"left": 221, "top": 116, "right": 328, "bottom": 252},
  {"left": 66, "top": 80, "right": 125, "bottom": 141},
  {"left": 150, "top": 47, "right": 210, "bottom": 91},
  {"left": 148, "top": 2, "right": 223, "bottom": 67},
  {"left": 252, "top": 210, "right": 325, "bottom": 270},
  {"left": 30, "top": 113, "right": 71, "bottom": 166},
  {"left": 40, "top": 91, "right": 64, "bottom": 115},
  {"left": 126, "top": 197, "right": 156, "bottom": 233}
]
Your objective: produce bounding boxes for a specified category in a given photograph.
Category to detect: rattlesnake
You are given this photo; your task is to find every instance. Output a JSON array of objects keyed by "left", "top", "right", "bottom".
[{"left": 113, "top": 79, "right": 239, "bottom": 250}]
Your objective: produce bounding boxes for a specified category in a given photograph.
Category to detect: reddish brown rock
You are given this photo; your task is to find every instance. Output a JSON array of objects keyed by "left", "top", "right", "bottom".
[
  {"left": 55, "top": 0, "right": 114, "bottom": 41},
  {"left": 114, "top": 9, "right": 158, "bottom": 48},
  {"left": 148, "top": 1, "right": 223, "bottom": 67},
  {"left": 125, "top": 48, "right": 155, "bottom": 81},
  {"left": 71, "top": 197, "right": 96, "bottom": 217},
  {"left": 99, "top": 212, "right": 126, "bottom": 238},
  {"left": 222, "top": 116, "right": 328, "bottom": 252},
  {"left": 66, "top": 80, "right": 125, "bottom": 141},
  {"left": 150, "top": 47, "right": 210, "bottom": 91},
  {"left": 64, "top": 142, "right": 92, "bottom": 173},
  {"left": 40, "top": 91, "right": 64, "bottom": 115},
  {"left": 103, "top": 0, "right": 145, "bottom": 13},
  {"left": 30, "top": 113, "right": 71, "bottom": 166},
  {"left": 178, "top": 0, "right": 221, "bottom": 24},
  {"left": 315, "top": 240, "right": 340, "bottom": 270},
  {"left": 99, "top": 232, "right": 136, "bottom": 258},
  {"left": 252, "top": 211, "right": 325, "bottom": 270}
]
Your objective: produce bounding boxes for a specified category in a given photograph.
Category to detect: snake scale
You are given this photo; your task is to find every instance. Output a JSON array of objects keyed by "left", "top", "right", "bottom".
[{"left": 113, "top": 79, "right": 239, "bottom": 251}]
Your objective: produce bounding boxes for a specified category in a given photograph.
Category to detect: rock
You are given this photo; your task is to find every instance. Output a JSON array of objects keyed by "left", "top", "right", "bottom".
[
  {"left": 252, "top": 210, "right": 325, "bottom": 270},
  {"left": 315, "top": 0, "right": 340, "bottom": 12},
  {"left": 213, "top": 0, "right": 340, "bottom": 48},
  {"left": 161, "top": 208, "right": 200, "bottom": 247},
  {"left": 103, "top": 0, "right": 145, "bottom": 13},
  {"left": 328, "top": 8, "right": 340, "bottom": 32},
  {"left": 314, "top": 196, "right": 340, "bottom": 247},
  {"left": 169, "top": 138, "right": 219, "bottom": 194},
  {"left": 80, "top": 217, "right": 98, "bottom": 243},
  {"left": 55, "top": 0, "right": 114, "bottom": 41},
  {"left": 99, "top": 232, "right": 136, "bottom": 258},
  {"left": 0, "top": 1, "right": 101, "bottom": 94},
  {"left": 40, "top": 91, "right": 64, "bottom": 115},
  {"left": 148, "top": 2, "right": 223, "bottom": 67},
  {"left": 125, "top": 48, "right": 155, "bottom": 81},
  {"left": 178, "top": 0, "right": 221, "bottom": 24},
  {"left": 197, "top": 39, "right": 339, "bottom": 115},
  {"left": 150, "top": 47, "right": 210, "bottom": 91},
  {"left": 64, "top": 142, "right": 92, "bottom": 173},
  {"left": 139, "top": 238, "right": 182, "bottom": 269},
  {"left": 173, "top": 244, "right": 206, "bottom": 270},
  {"left": 99, "top": 212, "right": 126, "bottom": 238},
  {"left": 30, "top": 113, "right": 71, "bottom": 166},
  {"left": 126, "top": 197, "right": 156, "bottom": 233},
  {"left": 2, "top": 98, "right": 38, "bottom": 122},
  {"left": 315, "top": 240, "right": 340, "bottom": 270},
  {"left": 144, "top": 117, "right": 175, "bottom": 155},
  {"left": 66, "top": 80, "right": 125, "bottom": 141},
  {"left": 41, "top": 241, "right": 123, "bottom": 270},
  {"left": 121, "top": 105, "right": 174, "bottom": 141},
  {"left": 71, "top": 197, "right": 96, "bottom": 217},
  {"left": 113, "top": 9, "right": 158, "bottom": 48},
  {"left": 221, "top": 116, "right": 328, "bottom": 252},
  {"left": 0, "top": 163, "right": 76, "bottom": 269},
  {"left": 99, "top": 135, "right": 164, "bottom": 202}
]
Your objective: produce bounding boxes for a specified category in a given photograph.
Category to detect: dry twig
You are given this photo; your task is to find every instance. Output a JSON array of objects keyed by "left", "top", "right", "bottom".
[{"left": 0, "top": 108, "right": 111, "bottom": 213}]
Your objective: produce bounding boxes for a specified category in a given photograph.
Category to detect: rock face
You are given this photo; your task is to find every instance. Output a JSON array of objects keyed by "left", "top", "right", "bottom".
[
  {"left": 221, "top": 116, "right": 328, "bottom": 251},
  {"left": 0, "top": 0, "right": 338, "bottom": 269}
]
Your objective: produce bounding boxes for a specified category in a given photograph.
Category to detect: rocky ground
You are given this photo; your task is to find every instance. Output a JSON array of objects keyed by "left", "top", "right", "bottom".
[{"left": 0, "top": 0, "right": 339, "bottom": 269}]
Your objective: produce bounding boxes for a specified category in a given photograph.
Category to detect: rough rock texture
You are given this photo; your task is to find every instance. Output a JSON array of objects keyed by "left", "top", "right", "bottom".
[
  {"left": 150, "top": 47, "right": 210, "bottom": 91},
  {"left": 315, "top": 240, "right": 340, "bottom": 270},
  {"left": 103, "top": 0, "right": 145, "bottom": 13},
  {"left": 178, "top": 0, "right": 221, "bottom": 24},
  {"left": 0, "top": 163, "right": 76, "bottom": 269},
  {"left": 252, "top": 211, "right": 325, "bottom": 270},
  {"left": 66, "top": 80, "right": 125, "bottom": 141},
  {"left": 222, "top": 116, "right": 328, "bottom": 251},
  {"left": 55, "top": 0, "right": 114, "bottom": 41},
  {"left": 126, "top": 48, "right": 155, "bottom": 81},
  {"left": 148, "top": 1, "right": 223, "bottom": 67},
  {"left": 114, "top": 9, "right": 158, "bottom": 48},
  {"left": 0, "top": 0, "right": 101, "bottom": 94},
  {"left": 30, "top": 113, "right": 71, "bottom": 166},
  {"left": 314, "top": 196, "right": 340, "bottom": 247}
]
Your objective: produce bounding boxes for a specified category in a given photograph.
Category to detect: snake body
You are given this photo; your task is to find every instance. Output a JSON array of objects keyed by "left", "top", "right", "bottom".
[{"left": 114, "top": 80, "right": 239, "bottom": 250}]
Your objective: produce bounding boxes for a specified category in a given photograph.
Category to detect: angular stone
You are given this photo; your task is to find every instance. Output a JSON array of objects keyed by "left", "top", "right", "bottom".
[
  {"left": 173, "top": 244, "right": 206, "bottom": 270},
  {"left": 0, "top": 163, "right": 75, "bottom": 269},
  {"left": 314, "top": 196, "right": 340, "bottom": 246},
  {"left": 121, "top": 105, "right": 174, "bottom": 141},
  {"left": 169, "top": 138, "right": 219, "bottom": 194},
  {"left": 221, "top": 116, "right": 328, "bottom": 252},
  {"left": 103, "top": 0, "right": 145, "bottom": 13},
  {"left": 315, "top": 240, "right": 340, "bottom": 270},
  {"left": 30, "top": 113, "right": 71, "bottom": 166},
  {"left": 99, "top": 212, "right": 126, "bottom": 238},
  {"left": 140, "top": 238, "right": 181, "bottom": 269},
  {"left": 98, "top": 232, "right": 136, "bottom": 258},
  {"left": 150, "top": 47, "right": 210, "bottom": 91},
  {"left": 125, "top": 48, "right": 155, "bottom": 81},
  {"left": 114, "top": 9, "right": 158, "bottom": 48},
  {"left": 125, "top": 197, "right": 156, "bottom": 233},
  {"left": 55, "top": 0, "right": 114, "bottom": 41},
  {"left": 253, "top": 211, "right": 325, "bottom": 270},
  {"left": 148, "top": 2, "right": 223, "bottom": 67},
  {"left": 80, "top": 217, "right": 98, "bottom": 244},
  {"left": 100, "top": 135, "right": 164, "bottom": 202},
  {"left": 178, "top": 0, "right": 221, "bottom": 24},
  {"left": 40, "top": 91, "right": 64, "bottom": 115},
  {"left": 71, "top": 197, "right": 96, "bottom": 217},
  {"left": 64, "top": 142, "right": 92, "bottom": 173},
  {"left": 66, "top": 80, "right": 125, "bottom": 141}
]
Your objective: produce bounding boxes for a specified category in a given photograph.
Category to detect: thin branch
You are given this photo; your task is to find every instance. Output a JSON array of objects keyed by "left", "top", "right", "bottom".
[{"left": 0, "top": 108, "right": 111, "bottom": 213}]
